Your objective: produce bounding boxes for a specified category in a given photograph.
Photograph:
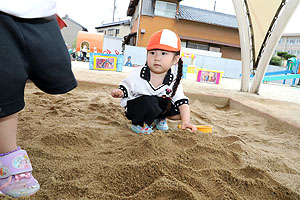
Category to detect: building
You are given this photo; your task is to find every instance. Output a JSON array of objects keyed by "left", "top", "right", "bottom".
[
  {"left": 274, "top": 33, "right": 300, "bottom": 58},
  {"left": 61, "top": 15, "right": 88, "bottom": 48},
  {"left": 95, "top": 20, "right": 131, "bottom": 39},
  {"left": 125, "top": 0, "right": 241, "bottom": 60}
]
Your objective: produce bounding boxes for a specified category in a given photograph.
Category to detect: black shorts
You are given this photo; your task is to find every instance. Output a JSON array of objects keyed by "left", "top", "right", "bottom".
[
  {"left": 125, "top": 95, "right": 180, "bottom": 126},
  {"left": 0, "top": 12, "right": 77, "bottom": 118}
]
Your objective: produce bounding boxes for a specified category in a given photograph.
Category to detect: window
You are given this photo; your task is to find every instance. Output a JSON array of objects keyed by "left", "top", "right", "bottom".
[
  {"left": 209, "top": 46, "right": 221, "bottom": 52},
  {"left": 181, "top": 41, "right": 187, "bottom": 48},
  {"left": 290, "top": 50, "right": 297, "bottom": 55},
  {"left": 187, "top": 42, "right": 209, "bottom": 51},
  {"left": 108, "top": 29, "right": 114, "bottom": 36},
  {"left": 154, "top": 1, "right": 177, "bottom": 18},
  {"left": 278, "top": 38, "right": 284, "bottom": 44},
  {"left": 115, "top": 29, "right": 120, "bottom": 36},
  {"left": 287, "top": 38, "right": 296, "bottom": 44}
]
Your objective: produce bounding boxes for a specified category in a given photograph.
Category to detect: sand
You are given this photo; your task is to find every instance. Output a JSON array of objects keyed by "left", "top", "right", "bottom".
[{"left": 1, "top": 62, "right": 300, "bottom": 200}]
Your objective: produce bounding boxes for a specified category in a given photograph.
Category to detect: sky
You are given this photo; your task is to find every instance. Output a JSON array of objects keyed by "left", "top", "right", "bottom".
[{"left": 57, "top": 0, "right": 300, "bottom": 33}]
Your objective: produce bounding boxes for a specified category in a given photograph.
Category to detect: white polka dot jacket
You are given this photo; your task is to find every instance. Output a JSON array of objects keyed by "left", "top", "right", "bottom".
[{"left": 118, "top": 66, "right": 189, "bottom": 110}]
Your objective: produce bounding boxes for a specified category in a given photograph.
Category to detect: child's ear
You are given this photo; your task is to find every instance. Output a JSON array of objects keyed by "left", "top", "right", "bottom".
[{"left": 173, "top": 55, "right": 180, "bottom": 65}]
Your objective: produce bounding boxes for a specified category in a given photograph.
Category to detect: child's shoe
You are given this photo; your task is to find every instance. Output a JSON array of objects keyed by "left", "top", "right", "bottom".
[
  {"left": 131, "top": 123, "right": 153, "bottom": 135},
  {"left": 154, "top": 118, "right": 169, "bottom": 131},
  {"left": 0, "top": 149, "right": 40, "bottom": 198}
]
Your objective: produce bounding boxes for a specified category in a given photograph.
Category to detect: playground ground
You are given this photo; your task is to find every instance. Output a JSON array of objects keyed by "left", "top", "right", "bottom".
[{"left": 2, "top": 61, "right": 300, "bottom": 199}]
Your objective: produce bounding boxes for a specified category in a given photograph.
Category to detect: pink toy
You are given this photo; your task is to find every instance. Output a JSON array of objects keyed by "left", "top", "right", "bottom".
[{"left": 197, "top": 69, "right": 224, "bottom": 84}]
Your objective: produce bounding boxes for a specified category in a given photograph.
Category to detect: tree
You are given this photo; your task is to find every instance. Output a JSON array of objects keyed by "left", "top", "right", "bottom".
[
  {"left": 277, "top": 51, "right": 296, "bottom": 60},
  {"left": 269, "top": 56, "right": 281, "bottom": 66},
  {"left": 72, "top": 38, "right": 77, "bottom": 49},
  {"left": 275, "top": 51, "right": 296, "bottom": 67}
]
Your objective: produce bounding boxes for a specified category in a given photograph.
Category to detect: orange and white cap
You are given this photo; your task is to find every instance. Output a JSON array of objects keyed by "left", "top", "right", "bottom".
[{"left": 146, "top": 29, "right": 181, "bottom": 52}]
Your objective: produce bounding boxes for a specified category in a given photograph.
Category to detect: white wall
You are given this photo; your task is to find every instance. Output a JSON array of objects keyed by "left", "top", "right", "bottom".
[
  {"left": 103, "top": 36, "right": 123, "bottom": 54},
  {"left": 181, "top": 47, "right": 222, "bottom": 58},
  {"left": 123, "top": 45, "right": 147, "bottom": 66}
]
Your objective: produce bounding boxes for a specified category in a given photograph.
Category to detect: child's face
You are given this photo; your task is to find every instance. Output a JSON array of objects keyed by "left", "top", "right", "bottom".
[{"left": 147, "top": 50, "right": 180, "bottom": 74}]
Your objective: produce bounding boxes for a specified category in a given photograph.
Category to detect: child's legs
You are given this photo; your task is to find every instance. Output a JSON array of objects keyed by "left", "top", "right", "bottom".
[
  {"left": 0, "top": 13, "right": 23, "bottom": 153},
  {"left": 0, "top": 13, "right": 28, "bottom": 153},
  {"left": 0, "top": 114, "right": 18, "bottom": 153},
  {"left": 126, "top": 95, "right": 162, "bottom": 126},
  {"left": 167, "top": 114, "right": 181, "bottom": 120}
]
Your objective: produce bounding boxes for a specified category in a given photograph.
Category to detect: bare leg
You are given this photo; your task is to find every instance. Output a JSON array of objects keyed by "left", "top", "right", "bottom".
[
  {"left": 0, "top": 113, "right": 40, "bottom": 198},
  {"left": 167, "top": 114, "right": 181, "bottom": 120},
  {"left": 0, "top": 113, "right": 18, "bottom": 154}
]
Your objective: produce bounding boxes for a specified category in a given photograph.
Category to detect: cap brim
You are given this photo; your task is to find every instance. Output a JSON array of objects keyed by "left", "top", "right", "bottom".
[{"left": 146, "top": 44, "right": 180, "bottom": 52}]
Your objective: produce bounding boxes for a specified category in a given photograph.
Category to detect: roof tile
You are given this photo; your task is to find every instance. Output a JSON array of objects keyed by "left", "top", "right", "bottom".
[{"left": 178, "top": 5, "right": 238, "bottom": 29}]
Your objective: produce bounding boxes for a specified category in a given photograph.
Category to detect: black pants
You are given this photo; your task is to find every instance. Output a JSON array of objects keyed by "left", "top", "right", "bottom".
[{"left": 125, "top": 95, "right": 180, "bottom": 126}]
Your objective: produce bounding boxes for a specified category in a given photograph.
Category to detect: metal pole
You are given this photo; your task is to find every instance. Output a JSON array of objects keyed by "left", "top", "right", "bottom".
[
  {"left": 213, "top": 0, "right": 216, "bottom": 11},
  {"left": 136, "top": 0, "right": 142, "bottom": 46},
  {"left": 113, "top": 0, "right": 116, "bottom": 22},
  {"left": 232, "top": 0, "right": 251, "bottom": 92}
]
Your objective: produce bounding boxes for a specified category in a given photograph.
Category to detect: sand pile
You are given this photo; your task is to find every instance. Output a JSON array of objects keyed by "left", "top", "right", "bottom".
[{"left": 1, "top": 81, "right": 300, "bottom": 200}]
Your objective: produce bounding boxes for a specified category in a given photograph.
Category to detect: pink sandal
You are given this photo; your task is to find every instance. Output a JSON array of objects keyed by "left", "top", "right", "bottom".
[{"left": 0, "top": 149, "right": 40, "bottom": 198}]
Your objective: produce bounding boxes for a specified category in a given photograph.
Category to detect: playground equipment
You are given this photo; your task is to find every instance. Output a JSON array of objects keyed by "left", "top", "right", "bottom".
[
  {"left": 197, "top": 69, "right": 224, "bottom": 84},
  {"left": 75, "top": 31, "right": 123, "bottom": 62},
  {"left": 181, "top": 52, "right": 197, "bottom": 80},
  {"left": 89, "top": 53, "right": 123, "bottom": 72},
  {"left": 181, "top": 52, "right": 196, "bottom": 65},
  {"left": 233, "top": 0, "right": 299, "bottom": 93},
  {"left": 262, "top": 57, "right": 300, "bottom": 85},
  {"left": 76, "top": 31, "right": 103, "bottom": 54},
  {"left": 75, "top": 31, "right": 103, "bottom": 62},
  {"left": 181, "top": 52, "right": 224, "bottom": 84},
  {"left": 178, "top": 124, "right": 213, "bottom": 133}
]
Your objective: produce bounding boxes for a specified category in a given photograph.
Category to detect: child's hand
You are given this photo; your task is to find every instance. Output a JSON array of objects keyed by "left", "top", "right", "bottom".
[
  {"left": 180, "top": 122, "right": 197, "bottom": 132},
  {"left": 111, "top": 89, "right": 124, "bottom": 98}
]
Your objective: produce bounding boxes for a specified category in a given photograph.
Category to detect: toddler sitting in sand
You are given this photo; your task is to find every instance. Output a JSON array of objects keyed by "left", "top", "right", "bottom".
[{"left": 111, "top": 29, "right": 196, "bottom": 134}]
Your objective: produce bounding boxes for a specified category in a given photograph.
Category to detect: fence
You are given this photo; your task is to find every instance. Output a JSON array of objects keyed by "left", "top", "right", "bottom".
[{"left": 123, "top": 45, "right": 297, "bottom": 85}]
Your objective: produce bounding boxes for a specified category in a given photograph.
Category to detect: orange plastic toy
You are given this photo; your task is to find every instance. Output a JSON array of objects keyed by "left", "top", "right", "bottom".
[{"left": 178, "top": 125, "right": 213, "bottom": 133}]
